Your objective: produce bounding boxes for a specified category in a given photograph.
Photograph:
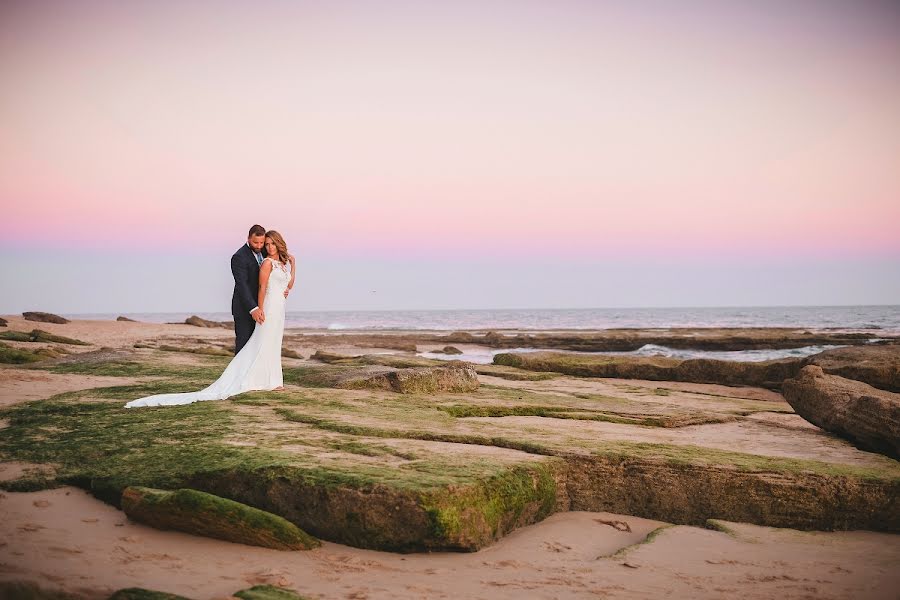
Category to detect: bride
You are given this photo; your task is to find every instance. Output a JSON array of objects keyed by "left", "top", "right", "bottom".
[{"left": 126, "top": 231, "right": 296, "bottom": 408}]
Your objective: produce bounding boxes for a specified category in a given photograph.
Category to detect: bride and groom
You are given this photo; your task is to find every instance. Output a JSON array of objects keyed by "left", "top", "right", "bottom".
[{"left": 125, "top": 225, "right": 296, "bottom": 408}]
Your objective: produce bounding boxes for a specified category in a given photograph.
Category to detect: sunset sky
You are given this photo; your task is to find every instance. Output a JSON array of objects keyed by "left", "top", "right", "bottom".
[{"left": 1, "top": 0, "right": 898, "bottom": 313}]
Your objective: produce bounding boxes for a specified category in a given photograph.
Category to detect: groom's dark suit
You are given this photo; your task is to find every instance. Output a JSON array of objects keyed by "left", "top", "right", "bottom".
[{"left": 231, "top": 243, "right": 263, "bottom": 354}]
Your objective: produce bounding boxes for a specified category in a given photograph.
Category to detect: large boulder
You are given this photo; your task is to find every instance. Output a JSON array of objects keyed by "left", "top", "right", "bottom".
[
  {"left": 782, "top": 366, "right": 900, "bottom": 459},
  {"left": 117, "top": 316, "right": 138, "bottom": 322},
  {"left": 121, "top": 487, "right": 320, "bottom": 550},
  {"left": 0, "top": 317, "right": 7, "bottom": 327},
  {"left": 806, "top": 345, "right": 900, "bottom": 393},
  {"left": 22, "top": 311, "right": 69, "bottom": 324}
]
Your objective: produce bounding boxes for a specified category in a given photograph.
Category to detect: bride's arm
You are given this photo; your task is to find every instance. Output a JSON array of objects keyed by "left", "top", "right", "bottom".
[
  {"left": 258, "top": 260, "right": 273, "bottom": 310},
  {"left": 287, "top": 254, "right": 297, "bottom": 291}
]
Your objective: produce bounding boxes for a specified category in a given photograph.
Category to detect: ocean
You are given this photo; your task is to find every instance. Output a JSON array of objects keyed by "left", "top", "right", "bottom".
[
  {"left": 71, "top": 305, "right": 900, "bottom": 333},
  {"left": 61, "top": 305, "right": 899, "bottom": 364}
]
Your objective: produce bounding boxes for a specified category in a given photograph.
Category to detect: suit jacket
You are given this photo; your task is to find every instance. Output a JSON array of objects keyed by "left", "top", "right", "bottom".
[{"left": 231, "top": 244, "right": 262, "bottom": 317}]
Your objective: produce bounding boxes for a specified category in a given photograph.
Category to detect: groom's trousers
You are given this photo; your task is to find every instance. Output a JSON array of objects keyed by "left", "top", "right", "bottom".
[{"left": 234, "top": 312, "right": 255, "bottom": 354}]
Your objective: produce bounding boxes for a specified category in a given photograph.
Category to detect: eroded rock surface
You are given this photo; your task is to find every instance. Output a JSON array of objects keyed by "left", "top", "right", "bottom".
[
  {"left": 22, "top": 311, "right": 69, "bottom": 324},
  {"left": 782, "top": 366, "right": 900, "bottom": 459},
  {"left": 807, "top": 345, "right": 900, "bottom": 392}
]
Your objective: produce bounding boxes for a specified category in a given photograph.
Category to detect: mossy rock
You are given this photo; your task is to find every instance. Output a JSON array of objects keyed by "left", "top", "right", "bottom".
[
  {"left": 30, "top": 329, "right": 90, "bottom": 345},
  {"left": 121, "top": 487, "right": 320, "bottom": 550},
  {"left": 233, "top": 585, "right": 311, "bottom": 600},
  {"left": 190, "top": 460, "right": 561, "bottom": 552},
  {"left": 288, "top": 363, "right": 479, "bottom": 393},
  {"left": 108, "top": 589, "right": 194, "bottom": 600},
  {"left": 0, "top": 581, "right": 81, "bottom": 600},
  {"left": 0, "top": 328, "right": 86, "bottom": 348},
  {"left": 0, "top": 342, "right": 46, "bottom": 364},
  {"left": 0, "top": 330, "right": 33, "bottom": 342}
]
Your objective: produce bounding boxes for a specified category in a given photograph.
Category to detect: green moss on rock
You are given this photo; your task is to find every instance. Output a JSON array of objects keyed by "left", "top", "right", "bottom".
[
  {"left": 122, "top": 486, "right": 320, "bottom": 550},
  {"left": 233, "top": 585, "right": 312, "bottom": 600},
  {"left": 0, "top": 580, "right": 82, "bottom": 600},
  {"left": 0, "top": 342, "right": 45, "bottom": 364},
  {"left": 107, "top": 589, "right": 194, "bottom": 600},
  {"left": 420, "top": 462, "right": 559, "bottom": 549}
]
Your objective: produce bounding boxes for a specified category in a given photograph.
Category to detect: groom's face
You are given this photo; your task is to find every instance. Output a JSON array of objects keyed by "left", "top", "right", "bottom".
[{"left": 248, "top": 234, "right": 266, "bottom": 253}]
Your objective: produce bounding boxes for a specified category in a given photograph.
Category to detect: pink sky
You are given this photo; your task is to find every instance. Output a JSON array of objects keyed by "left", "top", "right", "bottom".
[{"left": 1, "top": 0, "right": 899, "bottom": 264}]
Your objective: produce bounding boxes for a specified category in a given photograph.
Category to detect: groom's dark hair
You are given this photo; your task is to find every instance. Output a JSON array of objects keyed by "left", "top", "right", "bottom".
[{"left": 248, "top": 224, "right": 266, "bottom": 237}]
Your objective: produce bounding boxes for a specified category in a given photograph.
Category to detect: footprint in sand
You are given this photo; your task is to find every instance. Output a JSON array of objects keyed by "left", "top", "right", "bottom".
[
  {"left": 118, "top": 535, "right": 141, "bottom": 543},
  {"left": 243, "top": 568, "right": 291, "bottom": 587},
  {"left": 543, "top": 541, "right": 572, "bottom": 553},
  {"left": 48, "top": 546, "right": 84, "bottom": 554},
  {"left": 32, "top": 500, "right": 51, "bottom": 508}
]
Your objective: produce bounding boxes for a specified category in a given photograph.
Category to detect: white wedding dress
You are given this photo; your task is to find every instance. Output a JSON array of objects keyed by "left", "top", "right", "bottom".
[{"left": 125, "top": 258, "right": 290, "bottom": 408}]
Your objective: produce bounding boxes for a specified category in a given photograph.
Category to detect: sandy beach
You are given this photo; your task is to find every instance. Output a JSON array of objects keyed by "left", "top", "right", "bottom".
[
  {"left": 1, "top": 316, "right": 899, "bottom": 599},
  {"left": 2, "top": 486, "right": 899, "bottom": 600}
]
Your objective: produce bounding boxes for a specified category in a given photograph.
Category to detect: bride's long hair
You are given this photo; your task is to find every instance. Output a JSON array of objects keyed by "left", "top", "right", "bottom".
[{"left": 264, "top": 230, "right": 290, "bottom": 265}]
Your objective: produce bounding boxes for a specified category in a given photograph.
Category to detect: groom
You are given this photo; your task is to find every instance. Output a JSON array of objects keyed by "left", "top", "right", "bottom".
[{"left": 231, "top": 224, "right": 267, "bottom": 354}]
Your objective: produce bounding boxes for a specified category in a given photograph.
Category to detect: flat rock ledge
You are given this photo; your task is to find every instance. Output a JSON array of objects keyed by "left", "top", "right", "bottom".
[
  {"left": 495, "top": 345, "right": 900, "bottom": 391},
  {"left": 494, "top": 352, "right": 802, "bottom": 389},
  {"left": 121, "top": 486, "right": 320, "bottom": 550},
  {"left": 782, "top": 366, "right": 900, "bottom": 460}
]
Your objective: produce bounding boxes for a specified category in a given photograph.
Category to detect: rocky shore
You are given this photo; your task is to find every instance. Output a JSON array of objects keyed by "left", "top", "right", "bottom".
[{"left": 0, "top": 314, "right": 898, "bottom": 598}]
